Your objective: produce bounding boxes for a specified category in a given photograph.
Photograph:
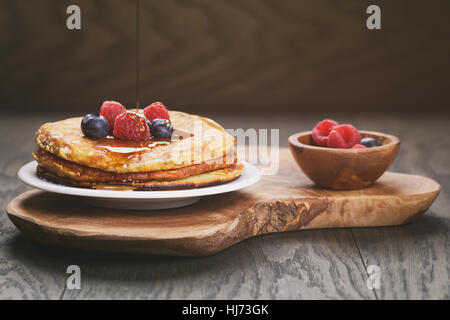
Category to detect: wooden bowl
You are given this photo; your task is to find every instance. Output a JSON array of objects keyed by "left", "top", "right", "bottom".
[{"left": 288, "top": 131, "right": 400, "bottom": 190}]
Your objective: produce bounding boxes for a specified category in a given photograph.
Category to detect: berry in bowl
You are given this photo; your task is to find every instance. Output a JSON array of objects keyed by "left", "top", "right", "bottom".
[{"left": 288, "top": 119, "right": 400, "bottom": 190}]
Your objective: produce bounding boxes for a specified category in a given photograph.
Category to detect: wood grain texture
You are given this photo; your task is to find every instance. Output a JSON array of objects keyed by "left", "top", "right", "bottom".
[
  {"left": 1, "top": 1, "right": 450, "bottom": 113},
  {"left": 0, "top": 114, "right": 69, "bottom": 299},
  {"left": 59, "top": 228, "right": 374, "bottom": 300},
  {"left": 289, "top": 131, "right": 400, "bottom": 189},
  {"left": 0, "top": 112, "right": 448, "bottom": 299},
  {"left": 137, "top": 0, "right": 450, "bottom": 112},
  {"left": 6, "top": 148, "right": 439, "bottom": 256},
  {"left": 348, "top": 114, "right": 450, "bottom": 299},
  {"left": 0, "top": 0, "right": 137, "bottom": 112}
]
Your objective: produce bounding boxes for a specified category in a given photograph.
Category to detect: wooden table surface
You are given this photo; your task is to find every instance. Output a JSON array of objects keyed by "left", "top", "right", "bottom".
[{"left": 0, "top": 111, "right": 449, "bottom": 300}]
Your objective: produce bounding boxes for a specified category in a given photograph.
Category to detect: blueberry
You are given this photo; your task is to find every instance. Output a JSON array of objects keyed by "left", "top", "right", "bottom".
[
  {"left": 146, "top": 119, "right": 152, "bottom": 130},
  {"left": 81, "top": 114, "right": 110, "bottom": 139},
  {"left": 360, "top": 137, "right": 382, "bottom": 148},
  {"left": 150, "top": 118, "right": 173, "bottom": 139}
]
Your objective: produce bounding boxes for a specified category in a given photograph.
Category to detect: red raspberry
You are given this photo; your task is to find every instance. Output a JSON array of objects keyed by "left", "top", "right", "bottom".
[
  {"left": 100, "top": 101, "right": 127, "bottom": 133},
  {"left": 113, "top": 111, "right": 150, "bottom": 141},
  {"left": 143, "top": 102, "right": 170, "bottom": 122},
  {"left": 351, "top": 144, "right": 367, "bottom": 149},
  {"left": 312, "top": 119, "right": 339, "bottom": 147},
  {"left": 327, "top": 124, "right": 361, "bottom": 149}
]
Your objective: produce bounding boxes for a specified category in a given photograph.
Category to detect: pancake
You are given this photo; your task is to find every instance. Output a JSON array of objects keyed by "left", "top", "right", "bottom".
[
  {"left": 33, "top": 148, "right": 237, "bottom": 183},
  {"left": 35, "top": 110, "right": 236, "bottom": 173},
  {"left": 37, "top": 163, "right": 245, "bottom": 190},
  {"left": 33, "top": 109, "right": 244, "bottom": 190}
]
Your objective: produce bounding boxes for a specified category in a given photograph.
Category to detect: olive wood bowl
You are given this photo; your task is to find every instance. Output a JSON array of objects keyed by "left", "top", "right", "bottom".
[{"left": 288, "top": 131, "right": 400, "bottom": 190}]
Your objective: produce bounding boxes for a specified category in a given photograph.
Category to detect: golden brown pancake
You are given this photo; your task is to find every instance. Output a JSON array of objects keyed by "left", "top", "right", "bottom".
[
  {"left": 33, "top": 110, "right": 243, "bottom": 190},
  {"left": 35, "top": 110, "right": 236, "bottom": 173},
  {"left": 37, "top": 163, "right": 245, "bottom": 191},
  {"left": 33, "top": 148, "right": 237, "bottom": 183}
]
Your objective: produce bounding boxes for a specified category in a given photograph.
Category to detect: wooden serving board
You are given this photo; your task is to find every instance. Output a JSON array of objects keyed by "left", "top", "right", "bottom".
[{"left": 6, "top": 149, "right": 440, "bottom": 256}]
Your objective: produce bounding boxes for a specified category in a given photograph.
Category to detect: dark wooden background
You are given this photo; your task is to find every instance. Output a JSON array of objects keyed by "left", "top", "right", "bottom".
[
  {"left": 1, "top": 0, "right": 449, "bottom": 113},
  {"left": 0, "top": 0, "right": 449, "bottom": 299}
]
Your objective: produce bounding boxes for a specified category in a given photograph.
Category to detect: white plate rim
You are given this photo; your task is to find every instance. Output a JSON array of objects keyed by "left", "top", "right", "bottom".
[{"left": 18, "top": 161, "right": 261, "bottom": 199}]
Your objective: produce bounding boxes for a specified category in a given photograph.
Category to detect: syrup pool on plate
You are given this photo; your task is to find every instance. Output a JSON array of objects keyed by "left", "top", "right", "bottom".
[{"left": 92, "top": 184, "right": 138, "bottom": 191}]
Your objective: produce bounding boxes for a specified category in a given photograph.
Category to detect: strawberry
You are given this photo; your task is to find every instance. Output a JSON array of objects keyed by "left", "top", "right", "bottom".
[
  {"left": 351, "top": 144, "right": 367, "bottom": 149},
  {"left": 100, "top": 101, "right": 127, "bottom": 133},
  {"left": 113, "top": 111, "right": 150, "bottom": 141},
  {"left": 143, "top": 102, "right": 170, "bottom": 122}
]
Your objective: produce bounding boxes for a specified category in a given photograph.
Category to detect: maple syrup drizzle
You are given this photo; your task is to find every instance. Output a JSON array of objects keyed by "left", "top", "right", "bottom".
[{"left": 95, "top": 129, "right": 193, "bottom": 158}]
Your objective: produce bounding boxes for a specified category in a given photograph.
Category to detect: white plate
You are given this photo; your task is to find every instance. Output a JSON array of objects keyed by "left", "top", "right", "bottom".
[{"left": 18, "top": 161, "right": 261, "bottom": 210}]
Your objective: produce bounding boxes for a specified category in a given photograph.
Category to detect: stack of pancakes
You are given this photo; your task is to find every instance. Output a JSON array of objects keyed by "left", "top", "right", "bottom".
[{"left": 33, "top": 111, "right": 243, "bottom": 190}]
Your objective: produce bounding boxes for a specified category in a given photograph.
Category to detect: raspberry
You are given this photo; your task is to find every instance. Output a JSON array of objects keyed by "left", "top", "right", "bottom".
[
  {"left": 143, "top": 102, "right": 170, "bottom": 122},
  {"left": 312, "top": 119, "right": 339, "bottom": 147},
  {"left": 327, "top": 124, "right": 361, "bottom": 149},
  {"left": 100, "top": 101, "right": 127, "bottom": 133},
  {"left": 113, "top": 111, "right": 150, "bottom": 141},
  {"left": 351, "top": 144, "right": 367, "bottom": 149}
]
